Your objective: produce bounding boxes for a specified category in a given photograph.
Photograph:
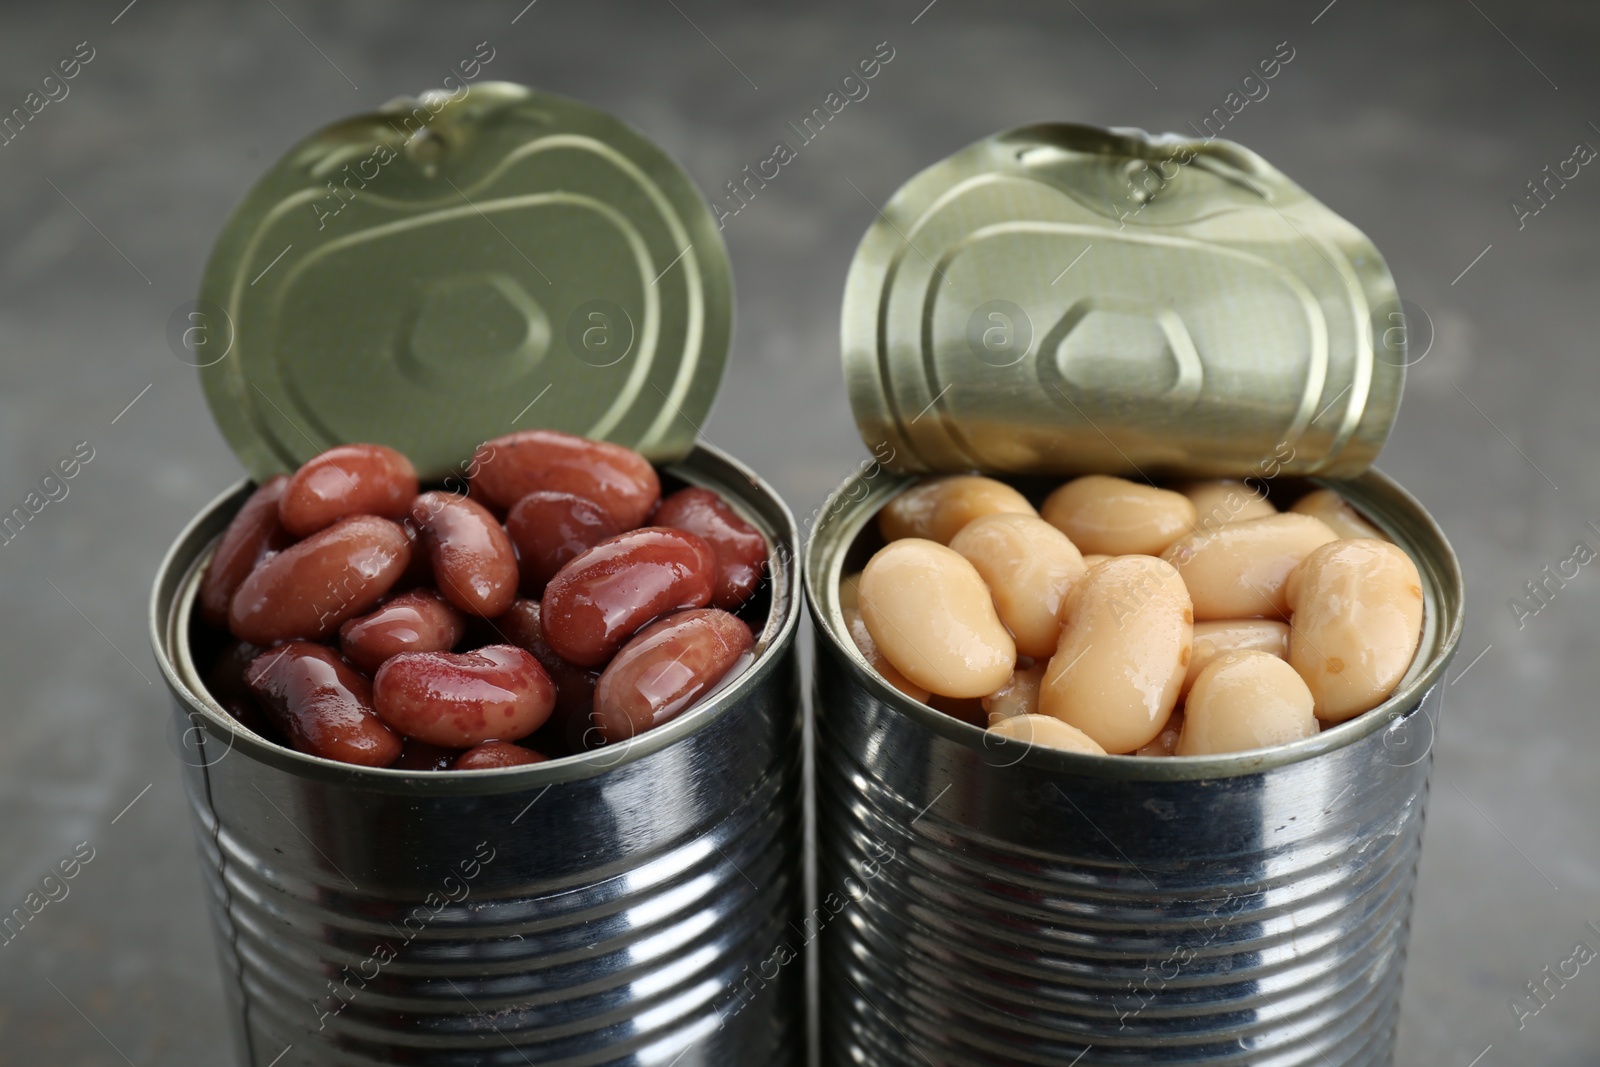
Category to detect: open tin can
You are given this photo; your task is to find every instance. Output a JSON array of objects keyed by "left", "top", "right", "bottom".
[
  {"left": 807, "top": 125, "right": 1464, "bottom": 1064},
  {"left": 149, "top": 84, "right": 804, "bottom": 1065}
]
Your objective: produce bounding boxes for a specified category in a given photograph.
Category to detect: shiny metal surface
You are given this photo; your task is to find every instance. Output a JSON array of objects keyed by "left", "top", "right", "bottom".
[
  {"left": 840, "top": 124, "right": 1404, "bottom": 481},
  {"left": 806, "top": 467, "right": 1462, "bottom": 1064},
  {"left": 150, "top": 443, "right": 804, "bottom": 1066}
]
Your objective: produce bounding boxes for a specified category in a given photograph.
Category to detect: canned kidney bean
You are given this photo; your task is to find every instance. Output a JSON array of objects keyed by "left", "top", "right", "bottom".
[
  {"left": 504, "top": 490, "right": 621, "bottom": 595},
  {"left": 653, "top": 487, "right": 768, "bottom": 610},
  {"left": 591, "top": 607, "right": 754, "bottom": 743},
  {"left": 338, "top": 589, "right": 466, "bottom": 675},
  {"left": 198, "top": 475, "right": 290, "bottom": 630},
  {"left": 279, "top": 443, "right": 418, "bottom": 538},
  {"left": 1177, "top": 650, "right": 1319, "bottom": 756},
  {"left": 411, "top": 492, "right": 520, "bottom": 618},
  {"left": 244, "top": 642, "right": 402, "bottom": 767},
  {"left": 949, "top": 513, "right": 1086, "bottom": 659},
  {"left": 452, "top": 740, "right": 548, "bottom": 769},
  {"left": 373, "top": 645, "right": 555, "bottom": 748},
  {"left": 470, "top": 429, "right": 661, "bottom": 528},
  {"left": 1162, "top": 513, "right": 1338, "bottom": 620},
  {"left": 878, "top": 475, "right": 1035, "bottom": 545},
  {"left": 1042, "top": 475, "right": 1196, "bottom": 556},
  {"left": 1290, "top": 487, "right": 1389, "bottom": 541}
]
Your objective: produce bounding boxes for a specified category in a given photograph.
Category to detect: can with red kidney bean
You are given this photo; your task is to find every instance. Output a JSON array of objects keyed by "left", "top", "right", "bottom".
[{"left": 150, "top": 85, "right": 803, "bottom": 1066}]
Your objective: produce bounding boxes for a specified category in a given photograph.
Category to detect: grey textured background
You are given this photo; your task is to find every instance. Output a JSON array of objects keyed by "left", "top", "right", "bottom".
[{"left": 0, "top": 0, "right": 1596, "bottom": 1063}]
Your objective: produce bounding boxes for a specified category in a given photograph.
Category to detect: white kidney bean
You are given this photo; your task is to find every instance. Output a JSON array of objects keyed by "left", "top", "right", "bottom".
[
  {"left": 949, "top": 513, "right": 1088, "bottom": 658},
  {"left": 1290, "top": 488, "right": 1388, "bottom": 541},
  {"left": 982, "top": 663, "right": 1046, "bottom": 726},
  {"left": 1184, "top": 619, "right": 1291, "bottom": 694},
  {"left": 1287, "top": 539, "right": 1424, "bottom": 722},
  {"left": 859, "top": 539, "right": 1016, "bottom": 698},
  {"left": 1177, "top": 650, "right": 1319, "bottom": 756},
  {"left": 878, "top": 475, "right": 1035, "bottom": 545},
  {"left": 987, "top": 713, "right": 1106, "bottom": 755},
  {"left": 841, "top": 604, "right": 931, "bottom": 703},
  {"left": 1041, "top": 475, "right": 1196, "bottom": 556},
  {"left": 1038, "top": 555, "right": 1192, "bottom": 753},
  {"left": 1178, "top": 479, "right": 1278, "bottom": 531},
  {"left": 1162, "top": 513, "right": 1338, "bottom": 620}
]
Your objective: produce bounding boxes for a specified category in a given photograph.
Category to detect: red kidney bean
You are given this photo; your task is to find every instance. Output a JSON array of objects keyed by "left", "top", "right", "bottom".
[
  {"left": 652, "top": 487, "right": 768, "bottom": 610},
  {"left": 394, "top": 739, "right": 461, "bottom": 771},
  {"left": 278, "top": 443, "right": 418, "bottom": 538},
  {"left": 229, "top": 516, "right": 411, "bottom": 645},
  {"left": 505, "top": 490, "right": 621, "bottom": 595},
  {"left": 338, "top": 589, "right": 466, "bottom": 675},
  {"left": 470, "top": 430, "right": 660, "bottom": 528},
  {"left": 199, "top": 476, "right": 291, "bottom": 630},
  {"left": 373, "top": 645, "right": 555, "bottom": 747},
  {"left": 493, "top": 599, "right": 600, "bottom": 709},
  {"left": 411, "top": 492, "right": 519, "bottom": 618},
  {"left": 592, "top": 608, "right": 753, "bottom": 743},
  {"left": 452, "top": 741, "right": 548, "bottom": 770},
  {"left": 540, "top": 527, "right": 716, "bottom": 667},
  {"left": 205, "top": 639, "right": 271, "bottom": 735},
  {"left": 244, "top": 643, "right": 401, "bottom": 767}
]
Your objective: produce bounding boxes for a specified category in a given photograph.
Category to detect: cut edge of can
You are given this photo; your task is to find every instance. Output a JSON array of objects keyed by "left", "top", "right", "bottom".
[
  {"left": 804, "top": 466, "right": 1462, "bottom": 782},
  {"left": 150, "top": 443, "right": 800, "bottom": 795}
]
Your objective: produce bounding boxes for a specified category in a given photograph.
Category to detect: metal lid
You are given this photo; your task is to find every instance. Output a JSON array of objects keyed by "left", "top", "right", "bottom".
[
  {"left": 196, "top": 82, "right": 732, "bottom": 481},
  {"left": 841, "top": 124, "right": 1406, "bottom": 479}
]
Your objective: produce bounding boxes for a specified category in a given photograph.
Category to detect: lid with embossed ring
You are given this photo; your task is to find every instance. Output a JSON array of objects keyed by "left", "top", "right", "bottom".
[
  {"left": 195, "top": 82, "right": 732, "bottom": 481},
  {"left": 840, "top": 123, "right": 1409, "bottom": 479}
]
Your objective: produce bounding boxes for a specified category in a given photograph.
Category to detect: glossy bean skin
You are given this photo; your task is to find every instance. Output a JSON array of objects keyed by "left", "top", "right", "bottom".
[
  {"left": 1178, "top": 651, "right": 1319, "bottom": 756},
  {"left": 540, "top": 527, "right": 716, "bottom": 667},
  {"left": 373, "top": 645, "right": 555, "bottom": 747},
  {"left": 878, "top": 476, "right": 1036, "bottom": 545},
  {"left": 987, "top": 714, "right": 1107, "bottom": 755},
  {"left": 1039, "top": 556, "right": 1192, "bottom": 754},
  {"left": 653, "top": 487, "right": 768, "bottom": 610},
  {"left": 1161, "top": 513, "right": 1338, "bottom": 620},
  {"left": 228, "top": 516, "right": 411, "bottom": 645},
  {"left": 982, "top": 663, "right": 1046, "bottom": 726},
  {"left": 1042, "top": 476, "right": 1197, "bottom": 556},
  {"left": 949, "top": 513, "right": 1087, "bottom": 658},
  {"left": 859, "top": 539, "right": 1016, "bottom": 699},
  {"left": 592, "top": 608, "right": 753, "bottom": 743},
  {"left": 1184, "top": 619, "right": 1290, "bottom": 694},
  {"left": 279, "top": 443, "right": 418, "bottom": 538},
  {"left": 505, "top": 490, "right": 620, "bottom": 595},
  {"left": 1287, "top": 539, "right": 1424, "bottom": 722},
  {"left": 199, "top": 476, "right": 291, "bottom": 629},
  {"left": 1290, "top": 488, "right": 1388, "bottom": 541},
  {"left": 1178, "top": 479, "right": 1277, "bottom": 532},
  {"left": 411, "top": 492, "right": 519, "bottom": 618},
  {"left": 470, "top": 429, "right": 660, "bottom": 528},
  {"left": 244, "top": 643, "right": 401, "bottom": 767},
  {"left": 453, "top": 740, "right": 548, "bottom": 770},
  {"left": 842, "top": 605, "right": 931, "bottom": 703},
  {"left": 492, "top": 599, "right": 601, "bottom": 723},
  {"left": 338, "top": 589, "right": 466, "bottom": 675}
]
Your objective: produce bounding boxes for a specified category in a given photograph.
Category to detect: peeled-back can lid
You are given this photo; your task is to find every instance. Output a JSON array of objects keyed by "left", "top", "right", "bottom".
[
  {"left": 196, "top": 82, "right": 732, "bottom": 481},
  {"left": 841, "top": 123, "right": 1407, "bottom": 479}
]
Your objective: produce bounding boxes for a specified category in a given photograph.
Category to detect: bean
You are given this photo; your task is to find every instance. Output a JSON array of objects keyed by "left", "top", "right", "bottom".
[
  {"left": 491, "top": 599, "right": 601, "bottom": 722},
  {"left": 987, "top": 714, "right": 1106, "bottom": 755},
  {"left": 394, "top": 740, "right": 461, "bottom": 771},
  {"left": 338, "top": 589, "right": 466, "bottom": 675},
  {"left": 540, "top": 527, "right": 716, "bottom": 667},
  {"left": 591, "top": 608, "right": 753, "bottom": 743},
  {"left": 1042, "top": 475, "right": 1196, "bottom": 556},
  {"left": 453, "top": 741, "right": 548, "bottom": 769},
  {"left": 1161, "top": 513, "right": 1338, "bottom": 620},
  {"left": 858, "top": 539, "right": 1015, "bottom": 699},
  {"left": 229, "top": 516, "right": 411, "bottom": 645},
  {"left": 1039, "top": 555, "right": 1192, "bottom": 753},
  {"left": 1290, "top": 488, "right": 1388, "bottom": 541},
  {"left": 982, "top": 663, "right": 1045, "bottom": 726},
  {"left": 279, "top": 443, "right": 418, "bottom": 538},
  {"left": 1178, "top": 479, "right": 1277, "bottom": 532},
  {"left": 842, "top": 605, "right": 931, "bottom": 703},
  {"left": 505, "top": 491, "right": 620, "bottom": 595},
  {"left": 470, "top": 429, "right": 660, "bottom": 528},
  {"left": 1287, "top": 539, "right": 1423, "bottom": 722},
  {"left": 1177, "top": 650, "right": 1319, "bottom": 756},
  {"left": 1134, "top": 710, "right": 1183, "bottom": 757},
  {"left": 1184, "top": 619, "right": 1290, "bottom": 694},
  {"left": 950, "top": 513, "right": 1087, "bottom": 658},
  {"left": 244, "top": 643, "right": 401, "bottom": 767},
  {"left": 411, "top": 492, "right": 519, "bottom": 618},
  {"left": 198, "top": 476, "right": 290, "bottom": 630},
  {"left": 878, "top": 476, "right": 1035, "bottom": 545},
  {"left": 373, "top": 645, "right": 555, "bottom": 747},
  {"left": 653, "top": 487, "right": 768, "bottom": 610},
  {"left": 1081, "top": 554, "right": 1113, "bottom": 568}
]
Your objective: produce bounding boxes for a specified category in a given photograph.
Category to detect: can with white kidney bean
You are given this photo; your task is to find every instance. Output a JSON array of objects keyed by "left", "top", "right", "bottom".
[
  {"left": 807, "top": 124, "right": 1464, "bottom": 1065},
  {"left": 149, "top": 84, "right": 804, "bottom": 1065}
]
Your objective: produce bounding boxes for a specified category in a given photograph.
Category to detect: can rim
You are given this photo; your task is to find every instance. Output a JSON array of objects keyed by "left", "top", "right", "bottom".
[
  {"left": 150, "top": 442, "right": 799, "bottom": 794},
  {"left": 804, "top": 466, "right": 1463, "bottom": 781}
]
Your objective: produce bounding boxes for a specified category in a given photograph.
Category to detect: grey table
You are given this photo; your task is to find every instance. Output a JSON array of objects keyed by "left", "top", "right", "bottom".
[{"left": 0, "top": 0, "right": 1595, "bottom": 1062}]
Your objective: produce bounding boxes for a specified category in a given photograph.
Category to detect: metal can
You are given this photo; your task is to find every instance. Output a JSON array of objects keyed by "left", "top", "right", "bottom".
[
  {"left": 150, "top": 85, "right": 805, "bottom": 1065},
  {"left": 808, "top": 125, "right": 1465, "bottom": 1065}
]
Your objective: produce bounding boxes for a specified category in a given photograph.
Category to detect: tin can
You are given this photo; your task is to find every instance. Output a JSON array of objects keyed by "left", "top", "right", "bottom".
[
  {"left": 150, "top": 85, "right": 806, "bottom": 1064},
  {"left": 807, "top": 125, "right": 1465, "bottom": 1065}
]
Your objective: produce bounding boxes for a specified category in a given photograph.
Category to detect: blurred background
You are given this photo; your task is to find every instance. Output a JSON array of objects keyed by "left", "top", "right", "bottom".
[{"left": 0, "top": 0, "right": 1596, "bottom": 1062}]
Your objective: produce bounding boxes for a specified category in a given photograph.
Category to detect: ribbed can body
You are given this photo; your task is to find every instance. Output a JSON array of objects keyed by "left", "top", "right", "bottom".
[
  {"left": 152, "top": 444, "right": 804, "bottom": 1066},
  {"left": 806, "top": 468, "right": 1462, "bottom": 1066}
]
